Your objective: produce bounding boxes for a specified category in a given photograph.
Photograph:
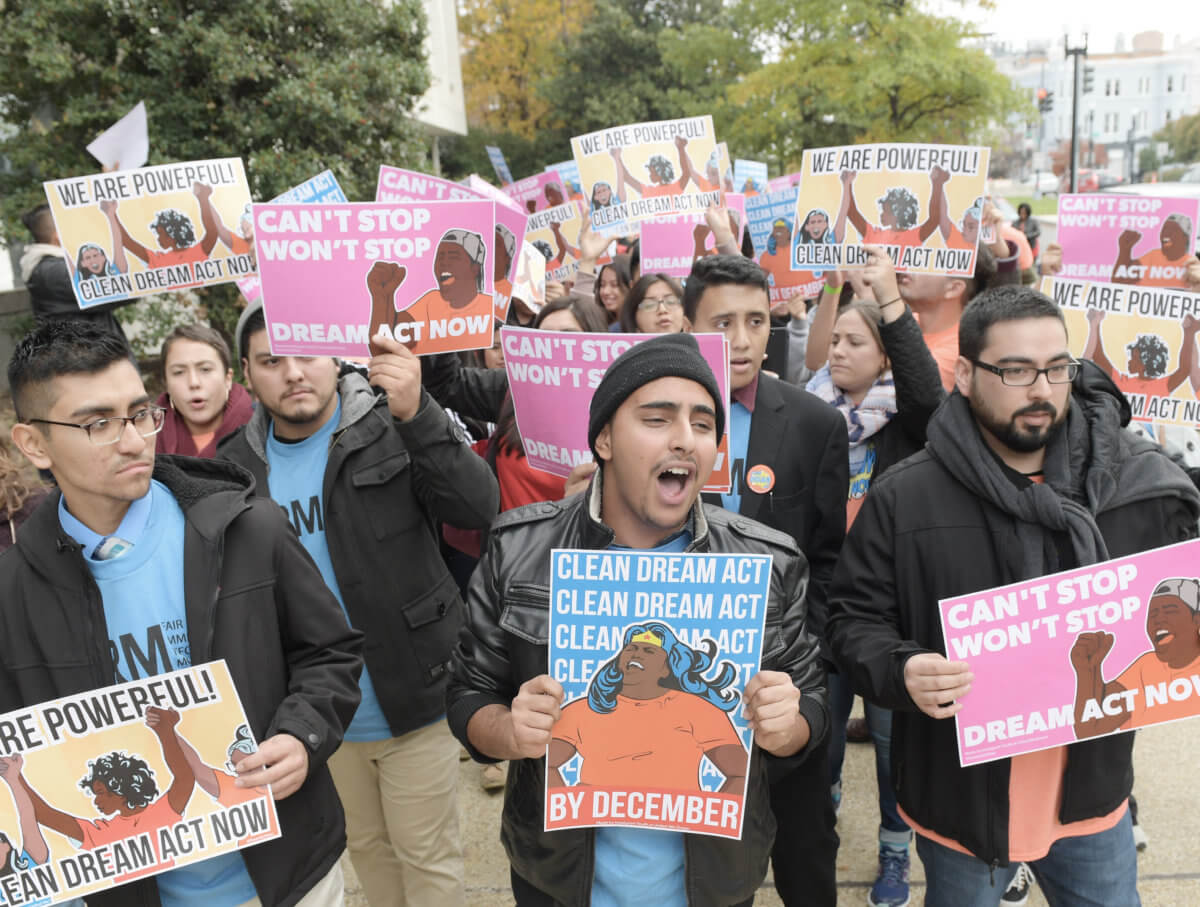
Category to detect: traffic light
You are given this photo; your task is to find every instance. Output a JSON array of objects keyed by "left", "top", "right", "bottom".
[
  {"left": 1037, "top": 88, "right": 1054, "bottom": 114},
  {"left": 1083, "top": 66, "right": 1095, "bottom": 94}
]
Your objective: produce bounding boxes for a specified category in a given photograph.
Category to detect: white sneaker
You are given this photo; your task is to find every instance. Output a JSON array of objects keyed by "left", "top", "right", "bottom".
[{"left": 1000, "top": 863, "right": 1034, "bottom": 906}]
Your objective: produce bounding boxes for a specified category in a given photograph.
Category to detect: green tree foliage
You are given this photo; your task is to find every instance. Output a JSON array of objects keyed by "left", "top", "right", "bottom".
[
  {"left": 451, "top": 0, "right": 1029, "bottom": 182},
  {"left": 0, "top": 0, "right": 430, "bottom": 348},
  {"left": 728, "top": 0, "right": 1031, "bottom": 171},
  {"left": 0, "top": 0, "right": 430, "bottom": 233},
  {"left": 1156, "top": 112, "right": 1200, "bottom": 164}
]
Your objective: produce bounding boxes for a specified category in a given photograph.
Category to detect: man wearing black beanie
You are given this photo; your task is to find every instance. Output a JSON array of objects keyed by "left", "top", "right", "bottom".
[{"left": 447, "top": 332, "right": 829, "bottom": 906}]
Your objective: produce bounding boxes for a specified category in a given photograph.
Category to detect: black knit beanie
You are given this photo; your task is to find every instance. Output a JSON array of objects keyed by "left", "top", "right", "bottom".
[{"left": 587, "top": 333, "right": 725, "bottom": 456}]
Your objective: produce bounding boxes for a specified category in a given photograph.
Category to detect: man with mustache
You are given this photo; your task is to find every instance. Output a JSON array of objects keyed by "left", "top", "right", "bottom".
[
  {"left": 826, "top": 285, "right": 1200, "bottom": 906},
  {"left": 1072, "top": 577, "right": 1200, "bottom": 737},
  {"left": 448, "top": 333, "right": 827, "bottom": 906}
]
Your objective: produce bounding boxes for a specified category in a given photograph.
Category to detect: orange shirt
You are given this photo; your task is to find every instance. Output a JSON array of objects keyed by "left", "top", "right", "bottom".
[
  {"left": 1114, "top": 650, "right": 1200, "bottom": 728},
  {"left": 863, "top": 225, "right": 920, "bottom": 246},
  {"left": 494, "top": 277, "right": 513, "bottom": 321},
  {"left": 901, "top": 749, "right": 1128, "bottom": 861},
  {"left": 148, "top": 245, "right": 207, "bottom": 269},
  {"left": 554, "top": 691, "right": 743, "bottom": 790},
  {"left": 230, "top": 234, "right": 253, "bottom": 256},
  {"left": 921, "top": 324, "right": 960, "bottom": 392},
  {"left": 944, "top": 224, "right": 973, "bottom": 250},
  {"left": 213, "top": 770, "right": 265, "bottom": 808},
  {"left": 77, "top": 795, "right": 181, "bottom": 850},
  {"left": 1134, "top": 248, "right": 1189, "bottom": 288},
  {"left": 641, "top": 183, "right": 678, "bottom": 199},
  {"left": 401, "top": 288, "right": 494, "bottom": 356},
  {"left": 1114, "top": 372, "right": 1170, "bottom": 399}
]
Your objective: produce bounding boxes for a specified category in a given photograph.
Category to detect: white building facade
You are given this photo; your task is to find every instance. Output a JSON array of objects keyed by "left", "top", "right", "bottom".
[{"left": 993, "top": 32, "right": 1200, "bottom": 178}]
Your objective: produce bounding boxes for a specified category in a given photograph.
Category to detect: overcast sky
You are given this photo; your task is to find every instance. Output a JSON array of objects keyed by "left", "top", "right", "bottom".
[{"left": 935, "top": 0, "right": 1191, "bottom": 54}]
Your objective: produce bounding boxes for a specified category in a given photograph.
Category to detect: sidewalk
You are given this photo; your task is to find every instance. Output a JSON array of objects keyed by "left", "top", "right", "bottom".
[{"left": 343, "top": 709, "right": 1200, "bottom": 905}]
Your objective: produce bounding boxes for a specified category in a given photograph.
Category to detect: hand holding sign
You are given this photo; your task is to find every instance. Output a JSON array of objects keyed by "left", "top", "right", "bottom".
[
  {"left": 861, "top": 245, "right": 901, "bottom": 309},
  {"left": 704, "top": 201, "right": 737, "bottom": 251},
  {"left": 743, "top": 670, "right": 808, "bottom": 756},
  {"left": 367, "top": 331, "right": 423, "bottom": 421},
  {"left": 1040, "top": 242, "right": 1064, "bottom": 277},
  {"left": 236, "top": 732, "right": 310, "bottom": 800},
  {"left": 903, "top": 653, "right": 973, "bottom": 719},
  {"left": 510, "top": 674, "right": 563, "bottom": 759}
]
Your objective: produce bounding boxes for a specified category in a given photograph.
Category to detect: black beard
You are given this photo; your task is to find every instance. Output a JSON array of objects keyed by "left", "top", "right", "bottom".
[{"left": 972, "top": 399, "right": 1065, "bottom": 454}]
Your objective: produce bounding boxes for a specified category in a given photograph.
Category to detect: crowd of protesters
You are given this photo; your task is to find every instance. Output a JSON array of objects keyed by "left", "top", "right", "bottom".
[{"left": 3, "top": 158, "right": 1200, "bottom": 907}]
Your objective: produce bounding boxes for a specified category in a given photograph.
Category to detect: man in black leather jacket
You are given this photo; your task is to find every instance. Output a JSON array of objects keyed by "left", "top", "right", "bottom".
[{"left": 447, "top": 333, "right": 828, "bottom": 906}]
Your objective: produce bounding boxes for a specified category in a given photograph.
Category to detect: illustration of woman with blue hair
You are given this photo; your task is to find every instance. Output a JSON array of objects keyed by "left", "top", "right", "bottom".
[
  {"left": 590, "top": 181, "right": 620, "bottom": 213},
  {"left": 548, "top": 622, "right": 748, "bottom": 794}
]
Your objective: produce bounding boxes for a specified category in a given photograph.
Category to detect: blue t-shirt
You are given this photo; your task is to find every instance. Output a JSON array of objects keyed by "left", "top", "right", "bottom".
[
  {"left": 264, "top": 399, "right": 392, "bottom": 742},
  {"left": 592, "top": 530, "right": 692, "bottom": 907},
  {"left": 60, "top": 481, "right": 256, "bottom": 907},
  {"left": 719, "top": 400, "right": 752, "bottom": 515}
]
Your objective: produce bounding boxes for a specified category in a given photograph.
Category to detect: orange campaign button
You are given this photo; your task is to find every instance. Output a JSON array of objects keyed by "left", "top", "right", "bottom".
[{"left": 746, "top": 464, "right": 775, "bottom": 494}]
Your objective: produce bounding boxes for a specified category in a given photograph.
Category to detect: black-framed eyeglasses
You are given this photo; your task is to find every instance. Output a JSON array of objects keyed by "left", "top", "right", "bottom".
[
  {"left": 28, "top": 406, "right": 167, "bottom": 446},
  {"left": 637, "top": 295, "right": 682, "bottom": 312},
  {"left": 971, "top": 359, "right": 1079, "bottom": 387}
]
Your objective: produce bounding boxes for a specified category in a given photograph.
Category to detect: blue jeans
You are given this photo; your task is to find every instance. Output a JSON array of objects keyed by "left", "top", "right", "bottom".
[
  {"left": 915, "top": 808, "right": 1140, "bottom": 907},
  {"left": 827, "top": 671, "right": 908, "bottom": 834}
]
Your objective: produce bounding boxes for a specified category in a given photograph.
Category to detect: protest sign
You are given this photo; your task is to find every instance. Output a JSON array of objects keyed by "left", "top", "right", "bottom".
[
  {"left": 791, "top": 143, "right": 990, "bottom": 276},
  {"left": 503, "top": 329, "right": 731, "bottom": 490},
  {"left": 511, "top": 241, "right": 547, "bottom": 316},
  {"left": 715, "top": 143, "right": 735, "bottom": 194},
  {"left": 86, "top": 101, "right": 149, "bottom": 171},
  {"left": 767, "top": 172, "right": 803, "bottom": 192},
  {"left": 733, "top": 159, "right": 768, "bottom": 196},
  {"left": 0, "top": 662, "right": 279, "bottom": 905},
  {"left": 939, "top": 538, "right": 1200, "bottom": 767},
  {"left": 485, "top": 145, "right": 514, "bottom": 186},
  {"left": 376, "top": 165, "right": 482, "bottom": 203},
  {"left": 544, "top": 160, "right": 586, "bottom": 205},
  {"left": 745, "top": 188, "right": 825, "bottom": 305},
  {"left": 571, "top": 116, "right": 720, "bottom": 231},
  {"left": 254, "top": 200, "right": 495, "bottom": 357},
  {"left": 1056, "top": 194, "right": 1199, "bottom": 288},
  {"left": 379, "top": 168, "right": 525, "bottom": 322},
  {"left": 546, "top": 549, "right": 770, "bottom": 838},
  {"left": 505, "top": 170, "right": 574, "bottom": 215},
  {"left": 43, "top": 158, "right": 254, "bottom": 308},
  {"left": 237, "top": 170, "right": 348, "bottom": 306},
  {"left": 1041, "top": 276, "right": 1200, "bottom": 427},
  {"left": 639, "top": 194, "right": 747, "bottom": 281},
  {"left": 524, "top": 201, "right": 588, "bottom": 284}
]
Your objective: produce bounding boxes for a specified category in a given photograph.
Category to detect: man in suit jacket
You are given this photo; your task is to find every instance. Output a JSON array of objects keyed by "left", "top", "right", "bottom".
[{"left": 685, "top": 255, "right": 849, "bottom": 907}]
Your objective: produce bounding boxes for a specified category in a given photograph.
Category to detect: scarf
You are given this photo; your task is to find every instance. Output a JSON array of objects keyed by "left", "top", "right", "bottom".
[
  {"left": 925, "top": 391, "right": 1116, "bottom": 578},
  {"left": 807, "top": 365, "right": 897, "bottom": 475},
  {"left": 156, "top": 383, "right": 255, "bottom": 458}
]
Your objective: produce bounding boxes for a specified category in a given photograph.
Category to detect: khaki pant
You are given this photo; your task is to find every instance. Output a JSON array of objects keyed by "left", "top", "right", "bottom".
[
  {"left": 327, "top": 719, "right": 465, "bottom": 907},
  {"left": 235, "top": 857, "right": 345, "bottom": 906}
]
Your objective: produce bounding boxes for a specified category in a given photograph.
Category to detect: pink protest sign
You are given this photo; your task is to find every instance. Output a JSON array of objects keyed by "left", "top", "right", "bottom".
[
  {"left": 376, "top": 165, "right": 483, "bottom": 203},
  {"left": 638, "top": 194, "right": 748, "bottom": 280},
  {"left": 1057, "top": 194, "right": 1198, "bottom": 288},
  {"left": 506, "top": 170, "right": 574, "bottom": 214},
  {"left": 768, "top": 172, "right": 803, "bottom": 192},
  {"left": 254, "top": 200, "right": 495, "bottom": 357},
  {"left": 463, "top": 175, "right": 530, "bottom": 320},
  {"left": 504, "top": 329, "right": 731, "bottom": 491},
  {"left": 939, "top": 538, "right": 1200, "bottom": 767}
]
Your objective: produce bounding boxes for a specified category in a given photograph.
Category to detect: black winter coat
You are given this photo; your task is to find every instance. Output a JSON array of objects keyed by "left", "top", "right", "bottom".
[
  {"left": 446, "top": 480, "right": 829, "bottom": 906},
  {"left": 0, "top": 457, "right": 364, "bottom": 906},
  {"left": 219, "top": 371, "right": 500, "bottom": 736}
]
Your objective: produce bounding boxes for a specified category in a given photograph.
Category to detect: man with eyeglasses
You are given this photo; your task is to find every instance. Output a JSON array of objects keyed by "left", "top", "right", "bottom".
[
  {"left": 826, "top": 285, "right": 1200, "bottom": 907},
  {"left": 3, "top": 321, "right": 365, "bottom": 907}
]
